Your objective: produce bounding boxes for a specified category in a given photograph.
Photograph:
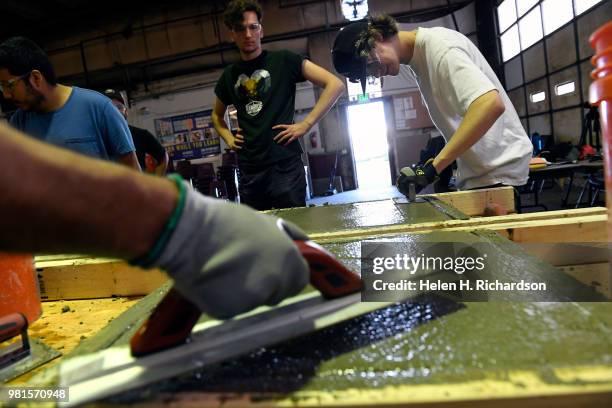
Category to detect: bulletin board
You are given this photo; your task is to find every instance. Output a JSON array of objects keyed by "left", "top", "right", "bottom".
[
  {"left": 392, "top": 91, "right": 433, "bottom": 130},
  {"left": 154, "top": 110, "right": 221, "bottom": 160}
]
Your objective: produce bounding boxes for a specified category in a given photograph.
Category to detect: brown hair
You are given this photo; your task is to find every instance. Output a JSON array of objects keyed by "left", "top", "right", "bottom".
[
  {"left": 223, "top": 0, "right": 263, "bottom": 30},
  {"left": 356, "top": 14, "right": 399, "bottom": 57}
]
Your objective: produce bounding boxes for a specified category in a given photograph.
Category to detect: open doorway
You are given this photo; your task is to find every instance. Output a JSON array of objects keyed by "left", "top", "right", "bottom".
[{"left": 347, "top": 101, "right": 391, "bottom": 190}]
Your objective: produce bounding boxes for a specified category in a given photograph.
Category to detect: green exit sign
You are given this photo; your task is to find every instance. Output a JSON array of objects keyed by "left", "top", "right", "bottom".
[{"left": 358, "top": 93, "right": 370, "bottom": 103}]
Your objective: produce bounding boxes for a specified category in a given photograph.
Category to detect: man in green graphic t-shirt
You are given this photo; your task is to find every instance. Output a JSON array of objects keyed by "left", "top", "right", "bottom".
[{"left": 212, "top": 0, "right": 344, "bottom": 211}]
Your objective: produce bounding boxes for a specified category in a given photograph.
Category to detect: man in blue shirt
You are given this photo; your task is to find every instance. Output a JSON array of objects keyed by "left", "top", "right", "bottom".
[{"left": 0, "top": 37, "right": 140, "bottom": 170}]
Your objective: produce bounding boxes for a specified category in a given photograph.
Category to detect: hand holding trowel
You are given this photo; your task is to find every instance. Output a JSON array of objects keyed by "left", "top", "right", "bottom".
[
  {"left": 58, "top": 184, "right": 364, "bottom": 407},
  {"left": 396, "top": 159, "right": 439, "bottom": 202},
  {"left": 131, "top": 218, "right": 362, "bottom": 357}
]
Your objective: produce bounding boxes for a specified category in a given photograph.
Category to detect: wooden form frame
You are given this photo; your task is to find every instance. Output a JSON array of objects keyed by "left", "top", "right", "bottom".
[
  {"left": 310, "top": 207, "right": 606, "bottom": 243},
  {"left": 34, "top": 188, "right": 607, "bottom": 301},
  {"left": 34, "top": 256, "right": 167, "bottom": 301}
]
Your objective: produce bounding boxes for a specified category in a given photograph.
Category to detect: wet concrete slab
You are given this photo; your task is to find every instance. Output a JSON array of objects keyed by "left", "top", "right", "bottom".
[
  {"left": 78, "top": 231, "right": 611, "bottom": 404},
  {"left": 267, "top": 197, "right": 468, "bottom": 235}
]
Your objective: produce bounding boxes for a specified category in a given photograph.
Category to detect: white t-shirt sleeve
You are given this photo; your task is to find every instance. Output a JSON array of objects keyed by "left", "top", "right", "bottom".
[{"left": 434, "top": 47, "right": 498, "bottom": 114}]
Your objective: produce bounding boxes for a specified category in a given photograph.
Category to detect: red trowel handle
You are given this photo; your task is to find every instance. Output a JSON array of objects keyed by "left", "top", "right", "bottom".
[
  {"left": 0, "top": 313, "right": 28, "bottom": 344},
  {"left": 130, "top": 288, "right": 200, "bottom": 357},
  {"left": 131, "top": 238, "right": 362, "bottom": 357},
  {"left": 294, "top": 240, "right": 362, "bottom": 299}
]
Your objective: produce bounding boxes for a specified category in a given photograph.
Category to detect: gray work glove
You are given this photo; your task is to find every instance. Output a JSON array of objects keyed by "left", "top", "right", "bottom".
[{"left": 146, "top": 183, "right": 309, "bottom": 319}]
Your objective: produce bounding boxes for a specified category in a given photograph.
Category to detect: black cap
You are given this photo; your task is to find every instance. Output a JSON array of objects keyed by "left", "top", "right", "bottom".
[
  {"left": 332, "top": 21, "right": 369, "bottom": 95},
  {"left": 103, "top": 89, "right": 126, "bottom": 106}
]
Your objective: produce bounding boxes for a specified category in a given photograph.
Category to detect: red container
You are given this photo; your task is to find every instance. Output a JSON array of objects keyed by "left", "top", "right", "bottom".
[
  {"left": 589, "top": 22, "right": 612, "bottom": 242},
  {"left": 0, "top": 253, "right": 41, "bottom": 325}
]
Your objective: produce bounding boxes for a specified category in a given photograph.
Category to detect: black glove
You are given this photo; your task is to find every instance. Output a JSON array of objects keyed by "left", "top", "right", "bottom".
[{"left": 397, "top": 160, "right": 439, "bottom": 195}]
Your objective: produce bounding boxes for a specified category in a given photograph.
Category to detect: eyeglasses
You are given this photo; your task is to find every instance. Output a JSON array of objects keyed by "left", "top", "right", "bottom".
[
  {"left": 232, "top": 23, "right": 261, "bottom": 34},
  {"left": 0, "top": 71, "right": 31, "bottom": 94}
]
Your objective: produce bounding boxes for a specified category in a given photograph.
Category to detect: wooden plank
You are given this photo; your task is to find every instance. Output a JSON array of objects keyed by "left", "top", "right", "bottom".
[
  {"left": 311, "top": 208, "right": 607, "bottom": 242},
  {"left": 423, "top": 186, "right": 516, "bottom": 216},
  {"left": 35, "top": 258, "right": 168, "bottom": 301},
  {"left": 446, "top": 214, "right": 607, "bottom": 242}
]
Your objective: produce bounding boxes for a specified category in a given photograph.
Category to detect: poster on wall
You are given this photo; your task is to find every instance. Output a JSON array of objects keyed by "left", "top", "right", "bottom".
[{"left": 154, "top": 109, "right": 221, "bottom": 160}]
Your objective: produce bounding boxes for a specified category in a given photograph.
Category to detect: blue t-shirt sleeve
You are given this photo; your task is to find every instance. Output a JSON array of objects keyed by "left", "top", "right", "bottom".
[
  {"left": 9, "top": 111, "right": 25, "bottom": 130},
  {"left": 100, "top": 101, "right": 135, "bottom": 156}
]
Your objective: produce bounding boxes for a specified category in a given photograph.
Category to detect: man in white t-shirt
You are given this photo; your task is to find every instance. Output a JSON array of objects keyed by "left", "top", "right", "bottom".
[{"left": 332, "top": 15, "right": 532, "bottom": 192}]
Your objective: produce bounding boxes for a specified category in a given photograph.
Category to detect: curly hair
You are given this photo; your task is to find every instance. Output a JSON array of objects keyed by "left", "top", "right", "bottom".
[
  {"left": 355, "top": 14, "right": 399, "bottom": 58},
  {"left": 223, "top": 0, "right": 263, "bottom": 30}
]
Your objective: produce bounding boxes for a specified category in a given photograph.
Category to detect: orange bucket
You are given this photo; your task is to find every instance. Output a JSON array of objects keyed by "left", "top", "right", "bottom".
[
  {"left": 590, "top": 22, "right": 612, "bottom": 242},
  {"left": 0, "top": 253, "right": 41, "bottom": 325}
]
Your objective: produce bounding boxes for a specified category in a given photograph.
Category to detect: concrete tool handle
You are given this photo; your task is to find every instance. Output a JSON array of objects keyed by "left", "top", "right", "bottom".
[
  {"left": 130, "top": 237, "right": 362, "bottom": 357},
  {"left": 295, "top": 240, "right": 363, "bottom": 299},
  {"left": 130, "top": 288, "right": 201, "bottom": 357},
  {"left": 0, "top": 313, "right": 28, "bottom": 343}
]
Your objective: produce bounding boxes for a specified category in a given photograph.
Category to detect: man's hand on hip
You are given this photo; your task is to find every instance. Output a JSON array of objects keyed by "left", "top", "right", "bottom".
[
  {"left": 229, "top": 129, "right": 244, "bottom": 151},
  {"left": 273, "top": 121, "right": 312, "bottom": 146}
]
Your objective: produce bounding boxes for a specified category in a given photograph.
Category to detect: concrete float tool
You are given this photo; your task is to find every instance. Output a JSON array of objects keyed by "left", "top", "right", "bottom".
[
  {"left": 0, "top": 314, "right": 61, "bottom": 382},
  {"left": 57, "top": 220, "right": 407, "bottom": 407},
  {"left": 0, "top": 313, "right": 31, "bottom": 371}
]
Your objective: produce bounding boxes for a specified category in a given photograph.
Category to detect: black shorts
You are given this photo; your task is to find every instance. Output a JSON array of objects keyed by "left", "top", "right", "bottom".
[{"left": 239, "top": 157, "right": 306, "bottom": 211}]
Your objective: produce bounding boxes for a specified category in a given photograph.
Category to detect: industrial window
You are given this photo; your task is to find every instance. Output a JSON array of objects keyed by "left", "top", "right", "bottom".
[
  {"left": 519, "top": 7, "right": 543, "bottom": 50},
  {"left": 496, "top": 0, "right": 609, "bottom": 139},
  {"left": 574, "top": 0, "right": 604, "bottom": 15},
  {"left": 530, "top": 91, "right": 546, "bottom": 103},
  {"left": 497, "top": 0, "right": 517, "bottom": 32},
  {"left": 517, "top": 0, "right": 539, "bottom": 16},
  {"left": 498, "top": 0, "right": 607, "bottom": 62},
  {"left": 555, "top": 81, "right": 575, "bottom": 96},
  {"left": 501, "top": 25, "right": 521, "bottom": 62},
  {"left": 542, "top": 0, "right": 573, "bottom": 35}
]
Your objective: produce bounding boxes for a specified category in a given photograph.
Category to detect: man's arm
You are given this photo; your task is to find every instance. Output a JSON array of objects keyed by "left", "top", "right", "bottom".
[
  {"left": 0, "top": 122, "right": 309, "bottom": 318},
  {"left": 432, "top": 90, "right": 505, "bottom": 173},
  {"left": 273, "top": 60, "right": 345, "bottom": 146},
  {"left": 117, "top": 151, "right": 143, "bottom": 171},
  {"left": 211, "top": 97, "right": 243, "bottom": 151},
  {"left": 0, "top": 122, "right": 173, "bottom": 258}
]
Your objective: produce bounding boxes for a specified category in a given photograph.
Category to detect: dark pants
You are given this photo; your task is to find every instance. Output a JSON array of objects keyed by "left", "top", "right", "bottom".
[{"left": 239, "top": 157, "right": 306, "bottom": 211}]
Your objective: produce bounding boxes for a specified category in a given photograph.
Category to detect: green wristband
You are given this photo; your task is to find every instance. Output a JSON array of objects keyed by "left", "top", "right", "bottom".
[{"left": 130, "top": 174, "right": 187, "bottom": 268}]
